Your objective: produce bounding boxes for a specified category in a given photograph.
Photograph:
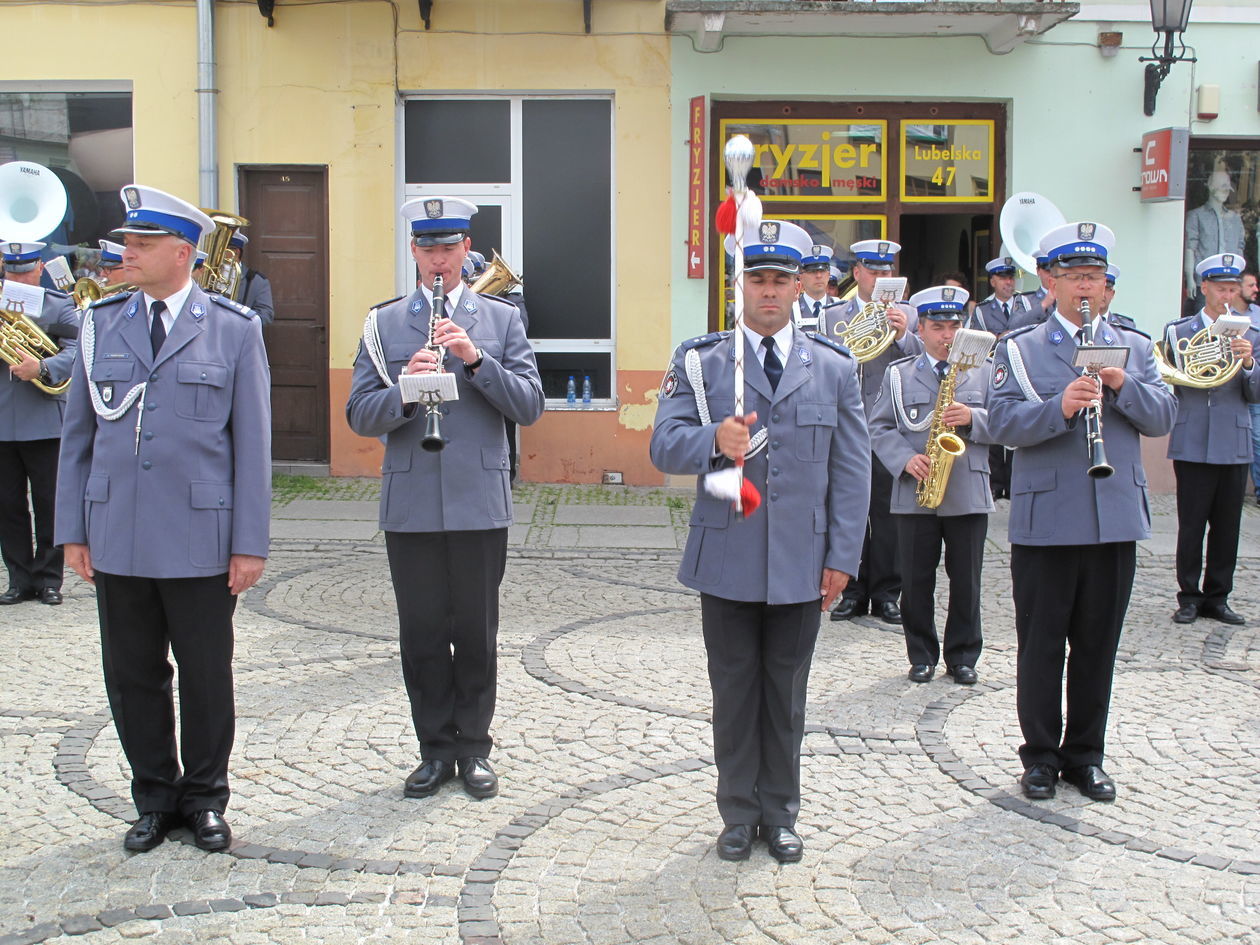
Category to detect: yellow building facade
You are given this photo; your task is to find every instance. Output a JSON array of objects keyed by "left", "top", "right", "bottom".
[{"left": 4, "top": 0, "right": 673, "bottom": 483}]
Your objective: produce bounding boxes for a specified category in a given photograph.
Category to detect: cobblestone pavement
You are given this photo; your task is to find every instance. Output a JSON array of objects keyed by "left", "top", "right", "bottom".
[{"left": 1, "top": 485, "right": 1258, "bottom": 944}]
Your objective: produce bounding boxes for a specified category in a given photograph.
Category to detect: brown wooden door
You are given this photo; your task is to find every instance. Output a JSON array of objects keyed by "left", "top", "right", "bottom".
[{"left": 239, "top": 166, "right": 329, "bottom": 462}]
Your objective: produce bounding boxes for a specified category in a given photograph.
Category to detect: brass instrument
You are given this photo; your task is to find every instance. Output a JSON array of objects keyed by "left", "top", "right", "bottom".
[
  {"left": 1078, "top": 300, "right": 1114, "bottom": 479},
  {"left": 916, "top": 327, "right": 997, "bottom": 509},
  {"left": 194, "top": 209, "right": 249, "bottom": 297},
  {"left": 421, "top": 274, "right": 448, "bottom": 452},
  {"left": 0, "top": 305, "right": 70, "bottom": 395},
  {"left": 1153, "top": 313, "right": 1249, "bottom": 389},
  {"left": 72, "top": 277, "right": 134, "bottom": 311},
  {"left": 834, "top": 297, "right": 897, "bottom": 363},
  {"left": 469, "top": 251, "right": 521, "bottom": 296}
]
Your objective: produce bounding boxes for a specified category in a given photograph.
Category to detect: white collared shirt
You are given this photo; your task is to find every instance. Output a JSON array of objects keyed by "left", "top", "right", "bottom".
[
  {"left": 796, "top": 293, "right": 827, "bottom": 328},
  {"left": 419, "top": 279, "right": 466, "bottom": 318},
  {"left": 1053, "top": 311, "right": 1103, "bottom": 344},
  {"left": 142, "top": 280, "right": 194, "bottom": 335},
  {"left": 743, "top": 321, "right": 794, "bottom": 370}
]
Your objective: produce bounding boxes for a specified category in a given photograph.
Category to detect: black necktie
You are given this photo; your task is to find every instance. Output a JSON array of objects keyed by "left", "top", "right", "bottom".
[
  {"left": 149, "top": 300, "right": 167, "bottom": 357},
  {"left": 762, "top": 336, "right": 783, "bottom": 392},
  {"left": 1075, "top": 328, "right": 1085, "bottom": 346},
  {"left": 936, "top": 360, "right": 949, "bottom": 382},
  {"left": 812, "top": 300, "right": 821, "bottom": 321},
  {"left": 1002, "top": 301, "right": 1010, "bottom": 321}
]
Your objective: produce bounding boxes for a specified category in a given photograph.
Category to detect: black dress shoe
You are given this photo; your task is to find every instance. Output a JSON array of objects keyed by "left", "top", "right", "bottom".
[
  {"left": 38, "top": 588, "right": 62, "bottom": 605},
  {"left": 947, "top": 665, "right": 978, "bottom": 685},
  {"left": 123, "top": 811, "right": 180, "bottom": 852},
  {"left": 875, "top": 601, "right": 902, "bottom": 625},
  {"left": 1020, "top": 763, "right": 1058, "bottom": 800},
  {"left": 1172, "top": 603, "right": 1199, "bottom": 624},
  {"left": 908, "top": 664, "right": 935, "bottom": 683},
  {"left": 716, "top": 824, "right": 753, "bottom": 861},
  {"left": 0, "top": 587, "right": 35, "bottom": 605},
  {"left": 1200, "top": 603, "right": 1246, "bottom": 626},
  {"left": 457, "top": 757, "right": 498, "bottom": 799},
  {"left": 187, "top": 810, "right": 231, "bottom": 851},
  {"left": 1061, "top": 764, "right": 1116, "bottom": 801},
  {"left": 404, "top": 759, "right": 454, "bottom": 798},
  {"left": 830, "top": 598, "right": 866, "bottom": 621},
  {"left": 761, "top": 825, "right": 803, "bottom": 863}
]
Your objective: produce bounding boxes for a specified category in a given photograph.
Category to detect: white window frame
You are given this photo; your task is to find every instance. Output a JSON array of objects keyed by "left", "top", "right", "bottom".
[{"left": 397, "top": 92, "right": 617, "bottom": 406}]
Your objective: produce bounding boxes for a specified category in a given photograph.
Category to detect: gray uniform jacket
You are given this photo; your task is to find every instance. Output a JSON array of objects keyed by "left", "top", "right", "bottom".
[
  {"left": 1009, "top": 288, "right": 1054, "bottom": 332},
  {"left": 1107, "top": 311, "right": 1136, "bottom": 331},
  {"left": 1163, "top": 313, "right": 1260, "bottom": 464},
  {"left": 989, "top": 320, "right": 1176, "bottom": 545},
  {"left": 820, "top": 296, "right": 923, "bottom": 417},
  {"left": 869, "top": 354, "right": 995, "bottom": 517},
  {"left": 0, "top": 286, "right": 79, "bottom": 441},
  {"left": 54, "top": 286, "right": 272, "bottom": 577},
  {"left": 649, "top": 327, "right": 871, "bottom": 606},
  {"left": 346, "top": 288, "right": 544, "bottom": 532},
  {"left": 793, "top": 293, "right": 840, "bottom": 331},
  {"left": 973, "top": 295, "right": 1030, "bottom": 336},
  {"left": 236, "top": 270, "right": 274, "bottom": 326}
]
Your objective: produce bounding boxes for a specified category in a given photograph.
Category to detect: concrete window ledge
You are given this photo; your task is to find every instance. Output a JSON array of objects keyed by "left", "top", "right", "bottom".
[{"left": 665, "top": 1, "right": 1081, "bottom": 54}]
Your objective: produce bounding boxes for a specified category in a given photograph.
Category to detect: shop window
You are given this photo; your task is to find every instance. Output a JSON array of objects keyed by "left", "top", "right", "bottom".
[{"left": 1183, "top": 141, "right": 1260, "bottom": 311}]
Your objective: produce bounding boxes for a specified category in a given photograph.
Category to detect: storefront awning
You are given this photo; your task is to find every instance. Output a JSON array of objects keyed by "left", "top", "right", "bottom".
[{"left": 665, "top": 1, "right": 1081, "bottom": 55}]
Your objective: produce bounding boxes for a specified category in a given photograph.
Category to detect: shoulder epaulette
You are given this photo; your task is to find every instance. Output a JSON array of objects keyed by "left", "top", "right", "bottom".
[
  {"left": 208, "top": 294, "right": 256, "bottom": 318},
  {"left": 87, "top": 292, "right": 130, "bottom": 310},
  {"left": 46, "top": 288, "right": 70, "bottom": 300},
  {"left": 1002, "top": 322, "right": 1040, "bottom": 341},
  {"left": 681, "top": 330, "right": 729, "bottom": 351},
  {"left": 1170, "top": 314, "right": 1197, "bottom": 326},
  {"left": 804, "top": 331, "right": 853, "bottom": 358},
  {"left": 1113, "top": 323, "right": 1151, "bottom": 341},
  {"left": 371, "top": 295, "right": 404, "bottom": 310},
  {"left": 887, "top": 352, "right": 917, "bottom": 368}
]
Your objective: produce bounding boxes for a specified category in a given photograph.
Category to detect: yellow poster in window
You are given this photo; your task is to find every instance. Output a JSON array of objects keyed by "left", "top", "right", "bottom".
[{"left": 900, "top": 120, "right": 995, "bottom": 203}]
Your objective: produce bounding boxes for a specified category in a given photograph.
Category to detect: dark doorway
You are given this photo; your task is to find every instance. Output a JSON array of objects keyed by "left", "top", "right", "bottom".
[
  {"left": 899, "top": 212, "right": 993, "bottom": 297},
  {"left": 239, "top": 166, "right": 330, "bottom": 463}
]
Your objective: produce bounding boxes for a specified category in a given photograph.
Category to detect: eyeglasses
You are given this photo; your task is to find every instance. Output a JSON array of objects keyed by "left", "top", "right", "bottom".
[{"left": 1055, "top": 272, "right": 1106, "bottom": 286}]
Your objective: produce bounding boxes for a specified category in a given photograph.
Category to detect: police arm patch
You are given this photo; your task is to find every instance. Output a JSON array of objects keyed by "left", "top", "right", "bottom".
[
  {"left": 660, "top": 368, "right": 679, "bottom": 398},
  {"left": 992, "top": 362, "right": 1009, "bottom": 389}
]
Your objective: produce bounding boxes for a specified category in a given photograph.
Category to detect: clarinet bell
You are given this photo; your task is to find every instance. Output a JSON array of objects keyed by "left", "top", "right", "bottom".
[{"left": 421, "top": 406, "right": 445, "bottom": 452}]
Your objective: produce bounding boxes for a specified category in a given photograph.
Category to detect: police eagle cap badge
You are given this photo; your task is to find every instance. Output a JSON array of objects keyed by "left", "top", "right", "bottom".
[
  {"left": 1078, "top": 222, "right": 1096, "bottom": 241},
  {"left": 424, "top": 199, "right": 443, "bottom": 219},
  {"left": 759, "top": 221, "right": 780, "bottom": 244}
]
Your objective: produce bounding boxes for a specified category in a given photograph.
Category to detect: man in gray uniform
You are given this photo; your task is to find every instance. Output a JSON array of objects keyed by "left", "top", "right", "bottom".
[
  {"left": 870, "top": 286, "right": 993, "bottom": 685},
  {"left": 793, "top": 243, "right": 841, "bottom": 331},
  {"left": 0, "top": 242, "right": 80, "bottom": 605},
  {"left": 229, "top": 233, "right": 274, "bottom": 326},
  {"left": 1164, "top": 253, "right": 1260, "bottom": 626},
  {"left": 347, "top": 197, "right": 543, "bottom": 802},
  {"left": 823, "top": 239, "right": 921, "bottom": 624},
  {"left": 56, "top": 185, "right": 272, "bottom": 852},
  {"left": 972, "top": 255, "right": 1030, "bottom": 337},
  {"left": 989, "top": 221, "right": 1175, "bottom": 803},
  {"left": 651, "top": 220, "right": 870, "bottom": 864}
]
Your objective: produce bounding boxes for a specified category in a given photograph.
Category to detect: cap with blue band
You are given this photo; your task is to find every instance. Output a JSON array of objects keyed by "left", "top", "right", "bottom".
[
  {"left": 1195, "top": 252, "right": 1244, "bottom": 282},
  {"left": 909, "top": 285, "right": 969, "bottom": 320},
  {"left": 801, "top": 243, "right": 833, "bottom": 271},
  {"left": 1038, "top": 221, "right": 1116, "bottom": 268},
  {"left": 850, "top": 239, "right": 901, "bottom": 271},
  {"left": 401, "top": 196, "right": 478, "bottom": 246},
  {"left": 725, "top": 220, "right": 813, "bottom": 274},
  {"left": 111, "top": 185, "right": 215, "bottom": 248},
  {"left": 98, "top": 239, "right": 125, "bottom": 266},
  {"left": 2, "top": 241, "right": 44, "bottom": 264}
]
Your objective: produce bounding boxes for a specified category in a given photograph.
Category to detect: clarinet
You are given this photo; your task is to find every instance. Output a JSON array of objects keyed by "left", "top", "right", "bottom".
[
  {"left": 1078, "top": 299, "right": 1114, "bottom": 479},
  {"left": 420, "top": 275, "right": 447, "bottom": 453}
]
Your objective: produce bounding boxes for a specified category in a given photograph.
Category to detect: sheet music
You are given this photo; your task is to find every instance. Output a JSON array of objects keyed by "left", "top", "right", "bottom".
[
  {"left": 0, "top": 282, "right": 45, "bottom": 320},
  {"left": 872, "top": 277, "right": 908, "bottom": 304}
]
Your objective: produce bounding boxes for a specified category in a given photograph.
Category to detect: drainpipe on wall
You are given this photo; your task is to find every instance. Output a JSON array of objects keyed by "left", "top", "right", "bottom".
[{"left": 196, "top": 0, "right": 217, "bottom": 207}]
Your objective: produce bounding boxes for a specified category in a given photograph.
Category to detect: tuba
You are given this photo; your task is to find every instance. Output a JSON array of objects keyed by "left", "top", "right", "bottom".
[
  {"left": 1153, "top": 312, "right": 1250, "bottom": 388},
  {"left": 469, "top": 251, "right": 521, "bottom": 296},
  {"left": 999, "top": 192, "right": 1066, "bottom": 276},
  {"left": 194, "top": 209, "right": 249, "bottom": 297},
  {"left": 916, "top": 328, "right": 997, "bottom": 509}
]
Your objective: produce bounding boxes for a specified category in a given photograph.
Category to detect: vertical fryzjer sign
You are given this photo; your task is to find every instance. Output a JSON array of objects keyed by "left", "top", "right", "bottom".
[{"left": 688, "top": 96, "right": 706, "bottom": 278}]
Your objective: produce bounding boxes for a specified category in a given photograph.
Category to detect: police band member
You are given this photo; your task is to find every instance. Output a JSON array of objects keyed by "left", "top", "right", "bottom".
[
  {"left": 346, "top": 197, "right": 543, "bottom": 802},
  {"left": 974, "top": 256, "right": 1027, "bottom": 498},
  {"left": 989, "top": 222, "right": 1176, "bottom": 802},
  {"left": 229, "top": 233, "right": 275, "bottom": 326},
  {"left": 1009, "top": 253, "right": 1056, "bottom": 331},
  {"left": 98, "top": 239, "right": 126, "bottom": 279},
  {"left": 0, "top": 242, "right": 79, "bottom": 606},
  {"left": 973, "top": 256, "right": 1030, "bottom": 337},
  {"left": 824, "top": 239, "right": 922, "bottom": 625},
  {"left": 650, "top": 220, "right": 870, "bottom": 864},
  {"left": 1101, "top": 264, "right": 1136, "bottom": 331},
  {"left": 1165, "top": 253, "right": 1260, "bottom": 626},
  {"left": 794, "top": 243, "right": 840, "bottom": 331},
  {"left": 55, "top": 186, "right": 272, "bottom": 852},
  {"left": 826, "top": 265, "right": 843, "bottom": 299},
  {"left": 870, "top": 287, "right": 993, "bottom": 685}
]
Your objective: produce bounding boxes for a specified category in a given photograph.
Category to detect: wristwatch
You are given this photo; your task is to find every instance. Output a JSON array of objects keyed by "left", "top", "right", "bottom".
[
  {"left": 467, "top": 348, "right": 485, "bottom": 372},
  {"left": 37, "top": 361, "right": 51, "bottom": 384}
]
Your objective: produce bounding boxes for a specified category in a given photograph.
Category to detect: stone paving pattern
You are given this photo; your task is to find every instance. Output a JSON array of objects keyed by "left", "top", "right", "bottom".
[{"left": 0, "top": 483, "right": 1257, "bottom": 944}]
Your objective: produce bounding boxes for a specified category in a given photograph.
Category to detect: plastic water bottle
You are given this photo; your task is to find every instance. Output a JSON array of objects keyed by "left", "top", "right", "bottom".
[
  {"left": 581, "top": 375, "right": 592, "bottom": 404},
  {"left": 566, "top": 375, "right": 576, "bottom": 405}
]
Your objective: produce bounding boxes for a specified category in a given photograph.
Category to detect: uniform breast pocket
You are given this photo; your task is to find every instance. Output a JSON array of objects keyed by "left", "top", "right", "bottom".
[
  {"left": 175, "top": 360, "right": 230, "bottom": 422},
  {"left": 1012, "top": 467, "right": 1056, "bottom": 539},
  {"left": 794, "top": 403, "right": 838, "bottom": 461},
  {"left": 1237, "top": 412, "right": 1251, "bottom": 457},
  {"left": 468, "top": 336, "right": 504, "bottom": 361},
  {"left": 387, "top": 343, "right": 418, "bottom": 373},
  {"left": 90, "top": 359, "right": 134, "bottom": 407}
]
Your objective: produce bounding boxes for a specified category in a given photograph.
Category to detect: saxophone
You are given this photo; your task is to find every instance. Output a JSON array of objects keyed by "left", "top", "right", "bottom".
[
  {"left": 915, "top": 327, "right": 997, "bottom": 509},
  {"left": 915, "top": 364, "right": 967, "bottom": 509}
]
